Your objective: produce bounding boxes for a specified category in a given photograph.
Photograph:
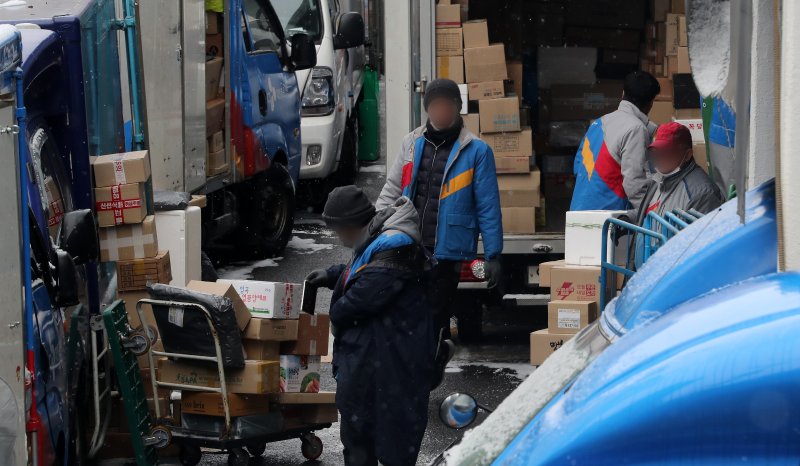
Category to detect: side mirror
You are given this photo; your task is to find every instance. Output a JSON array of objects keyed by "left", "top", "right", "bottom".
[
  {"left": 439, "top": 393, "right": 479, "bottom": 429},
  {"left": 290, "top": 33, "right": 317, "bottom": 71},
  {"left": 53, "top": 248, "right": 79, "bottom": 307},
  {"left": 333, "top": 12, "right": 365, "bottom": 50},
  {"left": 59, "top": 209, "right": 98, "bottom": 265}
]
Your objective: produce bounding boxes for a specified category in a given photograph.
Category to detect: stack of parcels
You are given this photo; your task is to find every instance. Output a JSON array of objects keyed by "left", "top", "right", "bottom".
[
  {"left": 205, "top": 9, "right": 228, "bottom": 176},
  {"left": 531, "top": 210, "right": 624, "bottom": 365},
  {"left": 434, "top": 1, "right": 468, "bottom": 113}
]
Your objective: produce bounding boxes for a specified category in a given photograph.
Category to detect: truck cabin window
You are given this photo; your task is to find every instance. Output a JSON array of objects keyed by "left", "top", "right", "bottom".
[
  {"left": 274, "top": 0, "right": 323, "bottom": 44},
  {"left": 242, "top": 0, "right": 282, "bottom": 54}
]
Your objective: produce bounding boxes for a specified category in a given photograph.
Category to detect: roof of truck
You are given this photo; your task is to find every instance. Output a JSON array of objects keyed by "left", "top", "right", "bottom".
[{"left": 0, "top": 0, "right": 93, "bottom": 23}]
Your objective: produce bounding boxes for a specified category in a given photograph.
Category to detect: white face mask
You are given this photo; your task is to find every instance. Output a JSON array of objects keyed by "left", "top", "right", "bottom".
[{"left": 656, "top": 165, "right": 682, "bottom": 176}]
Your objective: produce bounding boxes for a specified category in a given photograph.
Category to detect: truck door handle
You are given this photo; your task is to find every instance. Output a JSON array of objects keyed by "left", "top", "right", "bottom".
[
  {"left": 258, "top": 89, "right": 267, "bottom": 116},
  {"left": 532, "top": 243, "right": 553, "bottom": 253}
]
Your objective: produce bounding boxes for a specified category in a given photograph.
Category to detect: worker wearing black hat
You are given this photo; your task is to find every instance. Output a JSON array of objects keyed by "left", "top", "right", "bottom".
[
  {"left": 306, "top": 186, "right": 435, "bottom": 466},
  {"left": 376, "top": 78, "right": 504, "bottom": 388}
]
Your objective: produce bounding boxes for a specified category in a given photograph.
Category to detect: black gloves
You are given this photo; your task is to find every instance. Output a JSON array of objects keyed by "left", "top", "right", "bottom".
[
  {"left": 305, "top": 268, "right": 334, "bottom": 289},
  {"left": 484, "top": 259, "right": 502, "bottom": 289}
]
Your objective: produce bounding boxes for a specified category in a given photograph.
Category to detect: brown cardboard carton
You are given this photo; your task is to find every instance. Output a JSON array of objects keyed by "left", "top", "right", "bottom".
[
  {"left": 436, "top": 28, "right": 463, "bottom": 56},
  {"left": 118, "top": 290, "right": 153, "bottom": 328},
  {"left": 656, "top": 77, "right": 673, "bottom": 101},
  {"left": 464, "top": 113, "right": 480, "bottom": 135},
  {"left": 547, "top": 300, "right": 598, "bottom": 334},
  {"left": 182, "top": 392, "right": 270, "bottom": 417},
  {"left": 271, "top": 391, "right": 336, "bottom": 404},
  {"left": 157, "top": 359, "right": 280, "bottom": 394},
  {"left": 549, "top": 82, "right": 623, "bottom": 121},
  {"left": 435, "top": 4, "right": 461, "bottom": 28},
  {"left": 494, "top": 156, "right": 531, "bottom": 174},
  {"left": 550, "top": 265, "right": 601, "bottom": 302},
  {"left": 468, "top": 81, "right": 505, "bottom": 101},
  {"left": 208, "top": 131, "right": 225, "bottom": 153},
  {"left": 530, "top": 329, "right": 573, "bottom": 365},
  {"left": 507, "top": 61, "right": 523, "bottom": 98},
  {"left": 283, "top": 404, "right": 338, "bottom": 427},
  {"left": 91, "top": 151, "right": 151, "bottom": 187},
  {"left": 437, "top": 56, "right": 464, "bottom": 84},
  {"left": 649, "top": 101, "right": 674, "bottom": 125},
  {"left": 186, "top": 280, "right": 252, "bottom": 331},
  {"left": 206, "top": 33, "right": 224, "bottom": 58},
  {"left": 207, "top": 149, "right": 228, "bottom": 176},
  {"left": 281, "top": 314, "right": 330, "bottom": 356},
  {"left": 665, "top": 14, "right": 681, "bottom": 56},
  {"left": 462, "top": 19, "right": 489, "bottom": 48},
  {"left": 206, "top": 98, "right": 225, "bottom": 137},
  {"left": 206, "top": 11, "right": 221, "bottom": 34},
  {"left": 652, "top": 0, "right": 669, "bottom": 21},
  {"left": 693, "top": 143, "right": 708, "bottom": 172},
  {"left": 244, "top": 318, "right": 300, "bottom": 341},
  {"left": 677, "top": 46, "right": 690, "bottom": 73},
  {"left": 94, "top": 182, "right": 148, "bottom": 227},
  {"left": 670, "top": 0, "right": 686, "bottom": 13},
  {"left": 482, "top": 128, "right": 533, "bottom": 157},
  {"left": 99, "top": 215, "right": 158, "bottom": 262},
  {"left": 678, "top": 15, "right": 687, "bottom": 46},
  {"left": 479, "top": 97, "right": 520, "bottom": 133},
  {"left": 501, "top": 207, "right": 536, "bottom": 234},
  {"left": 497, "top": 169, "right": 541, "bottom": 207},
  {"left": 674, "top": 108, "right": 701, "bottom": 119},
  {"left": 205, "top": 57, "right": 224, "bottom": 101},
  {"left": 116, "top": 250, "right": 172, "bottom": 292},
  {"left": 464, "top": 44, "right": 507, "bottom": 83},
  {"left": 538, "top": 259, "right": 565, "bottom": 287},
  {"left": 243, "top": 339, "right": 280, "bottom": 360}
]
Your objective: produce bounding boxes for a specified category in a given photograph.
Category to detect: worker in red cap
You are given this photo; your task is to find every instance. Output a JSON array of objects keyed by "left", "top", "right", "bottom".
[{"left": 631, "top": 121, "right": 724, "bottom": 226}]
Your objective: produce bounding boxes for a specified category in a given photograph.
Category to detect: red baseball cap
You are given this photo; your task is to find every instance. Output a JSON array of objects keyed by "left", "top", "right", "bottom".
[{"left": 649, "top": 122, "right": 693, "bottom": 151}]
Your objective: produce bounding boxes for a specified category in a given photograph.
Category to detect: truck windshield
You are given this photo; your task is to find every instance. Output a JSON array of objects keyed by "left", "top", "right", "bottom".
[{"left": 273, "top": 0, "right": 323, "bottom": 43}]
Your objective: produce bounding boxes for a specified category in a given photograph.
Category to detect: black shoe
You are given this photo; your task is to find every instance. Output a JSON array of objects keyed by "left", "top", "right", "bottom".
[{"left": 430, "top": 338, "right": 456, "bottom": 391}]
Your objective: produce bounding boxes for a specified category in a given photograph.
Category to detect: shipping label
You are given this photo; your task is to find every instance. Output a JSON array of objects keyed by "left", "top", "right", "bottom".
[{"left": 557, "top": 308, "right": 581, "bottom": 330}]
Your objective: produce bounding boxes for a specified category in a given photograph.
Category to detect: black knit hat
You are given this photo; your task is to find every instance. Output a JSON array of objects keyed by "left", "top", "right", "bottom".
[
  {"left": 323, "top": 185, "right": 376, "bottom": 229},
  {"left": 424, "top": 78, "right": 462, "bottom": 111}
]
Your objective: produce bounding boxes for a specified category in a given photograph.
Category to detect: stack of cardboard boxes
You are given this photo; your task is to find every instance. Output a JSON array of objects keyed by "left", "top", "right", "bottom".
[
  {"left": 531, "top": 210, "right": 623, "bottom": 365},
  {"left": 205, "top": 10, "right": 227, "bottom": 176}
]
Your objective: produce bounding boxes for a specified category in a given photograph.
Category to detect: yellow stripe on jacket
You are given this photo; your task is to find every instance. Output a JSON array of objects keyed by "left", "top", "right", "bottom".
[{"left": 440, "top": 168, "right": 474, "bottom": 200}]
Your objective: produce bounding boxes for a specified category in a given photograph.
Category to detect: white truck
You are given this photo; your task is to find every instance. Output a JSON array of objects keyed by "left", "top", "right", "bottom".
[{"left": 274, "top": 0, "right": 367, "bottom": 206}]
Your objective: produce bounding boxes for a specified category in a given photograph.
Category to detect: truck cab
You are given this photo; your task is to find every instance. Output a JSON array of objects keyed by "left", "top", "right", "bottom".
[{"left": 274, "top": 0, "right": 366, "bottom": 205}]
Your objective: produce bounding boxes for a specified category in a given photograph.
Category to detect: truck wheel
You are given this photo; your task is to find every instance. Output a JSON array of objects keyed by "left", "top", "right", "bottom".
[
  {"left": 237, "top": 163, "right": 295, "bottom": 258},
  {"left": 455, "top": 294, "right": 484, "bottom": 343},
  {"left": 335, "top": 114, "right": 359, "bottom": 186}
]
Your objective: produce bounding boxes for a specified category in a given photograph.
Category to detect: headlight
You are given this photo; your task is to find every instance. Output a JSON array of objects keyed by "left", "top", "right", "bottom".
[
  {"left": 306, "top": 145, "right": 322, "bottom": 165},
  {"left": 302, "top": 67, "right": 334, "bottom": 116}
]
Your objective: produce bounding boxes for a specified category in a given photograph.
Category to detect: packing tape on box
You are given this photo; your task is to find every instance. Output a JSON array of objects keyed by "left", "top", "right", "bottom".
[
  {"left": 440, "top": 59, "right": 450, "bottom": 77},
  {"left": 111, "top": 153, "right": 128, "bottom": 184},
  {"left": 565, "top": 222, "right": 603, "bottom": 230},
  {"left": 102, "top": 225, "right": 154, "bottom": 262},
  {"left": 96, "top": 185, "right": 143, "bottom": 226}
]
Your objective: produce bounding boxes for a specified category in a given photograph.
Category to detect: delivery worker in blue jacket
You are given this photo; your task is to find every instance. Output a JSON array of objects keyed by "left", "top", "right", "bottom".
[
  {"left": 376, "top": 78, "right": 503, "bottom": 387},
  {"left": 305, "top": 186, "right": 435, "bottom": 466}
]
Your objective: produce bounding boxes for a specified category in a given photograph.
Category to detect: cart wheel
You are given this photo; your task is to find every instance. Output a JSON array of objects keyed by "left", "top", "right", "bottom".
[
  {"left": 147, "top": 425, "right": 172, "bottom": 449},
  {"left": 123, "top": 329, "right": 151, "bottom": 356},
  {"left": 179, "top": 445, "right": 202, "bottom": 466},
  {"left": 145, "top": 324, "right": 159, "bottom": 344},
  {"left": 301, "top": 434, "right": 323, "bottom": 460},
  {"left": 228, "top": 447, "right": 250, "bottom": 466},
  {"left": 246, "top": 442, "right": 267, "bottom": 457}
]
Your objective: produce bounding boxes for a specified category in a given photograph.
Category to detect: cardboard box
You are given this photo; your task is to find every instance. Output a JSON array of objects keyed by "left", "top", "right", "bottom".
[
  {"left": 158, "top": 359, "right": 280, "bottom": 394},
  {"left": 673, "top": 119, "right": 705, "bottom": 143},
  {"left": 207, "top": 149, "right": 228, "bottom": 176},
  {"left": 479, "top": 97, "right": 520, "bottom": 133},
  {"left": 281, "top": 404, "right": 338, "bottom": 428},
  {"left": 656, "top": 77, "right": 673, "bottom": 101},
  {"left": 208, "top": 131, "right": 225, "bottom": 153},
  {"left": 649, "top": 100, "right": 674, "bottom": 125},
  {"left": 91, "top": 151, "right": 151, "bottom": 188},
  {"left": 564, "top": 27, "right": 641, "bottom": 51},
  {"left": 243, "top": 339, "right": 280, "bottom": 360},
  {"left": 468, "top": 81, "right": 505, "bottom": 101},
  {"left": 437, "top": 56, "right": 464, "bottom": 84},
  {"left": 118, "top": 290, "right": 153, "bottom": 328},
  {"left": 116, "top": 250, "right": 172, "bottom": 292},
  {"left": 436, "top": 28, "right": 463, "bottom": 56},
  {"left": 462, "top": 19, "right": 489, "bottom": 48},
  {"left": 205, "top": 57, "right": 223, "bottom": 101},
  {"left": 218, "top": 279, "right": 302, "bottom": 319},
  {"left": 94, "top": 182, "right": 148, "bottom": 227},
  {"left": 565, "top": 210, "right": 625, "bottom": 266},
  {"left": 206, "top": 98, "right": 225, "bottom": 137},
  {"left": 280, "top": 355, "right": 321, "bottom": 393},
  {"left": 244, "top": 318, "right": 300, "bottom": 341},
  {"left": 482, "top": 127, "right": 533, "bottom": 157},
  {"left": 99, "top": 215, "right": 159, "bottom": 262},
  {"left": 507, "top": 61, "right": 523, "bottom": 98},
  {"left": 550, "top": 82, "right": 623, "bottom": 121},
  {"left": 666, "top": 13, "right": 682, "bottom": 56},
  {"left": 548, "top": 300, "right": 598, "bottom": 334},
  {"left": 435, "top": 4, "right": 461, "bottom": 28},
  {"left": 674, "top": 108, "right": 701, "bottom": 119},
  {"left": 186, "top": 280, "right": 252, "bottom": 331},
  {"left": 464, "top": 44, "right": 507, "bottom": 83},
  {"left": 671, "top": 0, "right": 686, "bottom": 13},
  {"left": 206, "top": 33, "right": 224, "bottom": 58},
  {"left": 677, "top": 46, "right": 690, "bottom": 73},
  {"left": 281, "top": 314, "right": 330, "bottom": 356},
  {"left": 501, "top": 207, "right": 536, "bottom": 234},
  {"left": 652, "top": 0, "right": 670, "bottom": 21},
  {"left": 182, "top": 392, "right": 270, "bottom": 417},
  {"left": 464, "top": 113, "right": 480, "bottom": 135},
  {"left": 678, "top": 15, "right": 687, "bottom": 46},
  {"left": 494, "top": 156, "right": 530, "bottom": 174},
  {"left": 538, "top": 259, "right": 565, "bottom": 287},
  {"left": 497, "top": 169, "right": 541, "bottom": 207},
  {"left": 693, "top": 143, "right": 708, "bottom": 172},
  {"left": 550, "top": 265, "right": 601, "bottom": 302},
  {"left": 271, "top": 391, "right": 336, "bottom": 405},
  {"left": 530, "top": 329, "right": 573, "bottom": 366},
  {"left": 206, "top": 11, "right": 220, "bottom": 34}
]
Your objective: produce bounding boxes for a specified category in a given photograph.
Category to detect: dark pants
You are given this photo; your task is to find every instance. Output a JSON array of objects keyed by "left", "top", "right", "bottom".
[
  {"left": 340, "top": 414, "right": 424, "bottom": 466},
  {"left": 426, "top": 259, "right": 462, "bottom": 341}
]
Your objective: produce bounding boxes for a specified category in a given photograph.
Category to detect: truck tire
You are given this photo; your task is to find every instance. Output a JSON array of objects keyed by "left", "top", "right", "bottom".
[
  {"left": 236, "top": 163, "right": 295, "bottom": 258},
  {"left": 455, "top": 293, "right": 484, "bottom": 343}
]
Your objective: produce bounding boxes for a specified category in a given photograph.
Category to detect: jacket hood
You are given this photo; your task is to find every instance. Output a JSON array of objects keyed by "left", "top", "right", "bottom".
[
  {"left": 618, "top": 100, "right": 650, "bottom": 126},
  {"left": 414, "top": 123, "right": 475, "bottom": 150},
  {"left": 370, "top": 196, "right": 421, "bottom": 243}
]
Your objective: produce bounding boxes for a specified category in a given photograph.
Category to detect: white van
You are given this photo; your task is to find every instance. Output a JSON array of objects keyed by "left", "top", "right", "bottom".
[{"left": 275, "top": 0, "right": 366, "bottom": 205}]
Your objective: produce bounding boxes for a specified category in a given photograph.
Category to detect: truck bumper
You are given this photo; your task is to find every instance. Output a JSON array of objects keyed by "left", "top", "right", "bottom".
[{"left": 299, "top": 110, "right": 344, "bottom": 180}]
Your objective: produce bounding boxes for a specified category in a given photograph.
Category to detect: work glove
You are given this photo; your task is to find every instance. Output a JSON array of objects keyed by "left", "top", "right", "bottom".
[
  {"left": 484, "top": 259, "right": 503, "bottom": 289},
  {"left": 305, "top": 268, "right": 334, "bottom": 289}
]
